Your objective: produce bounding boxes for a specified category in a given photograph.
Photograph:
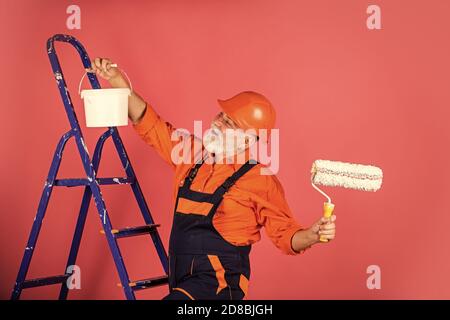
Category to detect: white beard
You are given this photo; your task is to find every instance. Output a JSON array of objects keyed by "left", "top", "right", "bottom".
[
  {"left": 203, "top": 125, "right": 254, "bottom": 158},
  {"left": 203, "top": 125, "right": 226, "bottom": 155}
]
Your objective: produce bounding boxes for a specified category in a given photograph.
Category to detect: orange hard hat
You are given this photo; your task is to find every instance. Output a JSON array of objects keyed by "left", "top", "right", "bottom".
[{"left": 217, "top": 91, "right": 276, "bottom": 133}]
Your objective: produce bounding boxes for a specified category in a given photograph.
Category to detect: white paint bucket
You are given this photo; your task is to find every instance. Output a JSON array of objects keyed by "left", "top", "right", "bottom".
[{"left": 79, "top": 69, "right": 132, "bottom": 127}]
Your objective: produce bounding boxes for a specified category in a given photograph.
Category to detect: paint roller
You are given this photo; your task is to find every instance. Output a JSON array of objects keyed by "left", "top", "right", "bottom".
[{"left": 310, "top": 160, "right": 383, "bottom": 242}]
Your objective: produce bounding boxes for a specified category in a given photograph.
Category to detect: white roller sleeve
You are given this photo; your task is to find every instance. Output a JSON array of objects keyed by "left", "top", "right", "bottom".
[{"left": 311, "top": 159, "right": 383, "bottom": 192}]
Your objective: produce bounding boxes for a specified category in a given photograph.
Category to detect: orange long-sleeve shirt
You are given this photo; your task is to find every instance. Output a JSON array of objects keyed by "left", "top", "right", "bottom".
[{"left": 132, "top": 102, "right": 304, "bottom": 255}]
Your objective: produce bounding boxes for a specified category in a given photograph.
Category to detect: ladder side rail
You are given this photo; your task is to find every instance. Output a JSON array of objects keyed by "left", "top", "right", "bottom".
[{"left": 11, "top": 131, "right": 74, "bottom": 299}]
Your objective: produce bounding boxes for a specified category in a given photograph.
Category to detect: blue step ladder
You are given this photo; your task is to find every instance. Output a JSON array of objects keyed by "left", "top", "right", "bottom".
[{"left": 11, "top": 34, "right": 169, "bottom": 300}]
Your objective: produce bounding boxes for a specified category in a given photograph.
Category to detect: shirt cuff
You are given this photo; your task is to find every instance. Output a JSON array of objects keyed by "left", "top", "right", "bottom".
[{"left": 132, "top": 102, "right": 159, "bottom": 135}]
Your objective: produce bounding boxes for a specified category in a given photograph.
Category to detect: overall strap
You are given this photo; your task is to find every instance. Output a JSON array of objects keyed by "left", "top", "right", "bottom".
[
  {"left": 208, "top": 160, "right": 258, "bottom": 217},
  {"left": 182, "top": 161, "right": 204, "bottom": 190}
]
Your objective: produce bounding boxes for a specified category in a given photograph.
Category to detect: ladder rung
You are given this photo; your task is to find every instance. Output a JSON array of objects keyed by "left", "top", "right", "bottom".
[
  {"left": 54, "top": 177, "right": 135, "bottom": 187},
  {"left": 21, "top": 273, "right": 71, "bottom": 289},
  {"left": 118, "top": 275, "right": 169, "bottom": 291},
  {"left": 97, "top": 177, "right": 135, "bottom": 185},
  {"left": 100, "top": 224, "right": 160, "bottom": 239}
]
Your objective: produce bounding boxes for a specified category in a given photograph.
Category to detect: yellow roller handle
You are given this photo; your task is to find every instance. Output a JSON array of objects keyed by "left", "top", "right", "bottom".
[{"left": 319, "top": 202, "right": 335, "bottom": 243}]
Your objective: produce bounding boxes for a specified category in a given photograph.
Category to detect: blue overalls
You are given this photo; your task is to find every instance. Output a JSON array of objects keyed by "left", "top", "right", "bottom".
[{"left": 162, "top": 160, "right": 257, "bottom": 300}]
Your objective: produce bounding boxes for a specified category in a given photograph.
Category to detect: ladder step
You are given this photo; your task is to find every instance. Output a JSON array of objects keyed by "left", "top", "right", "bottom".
[
  {"left": 54, "top": 177, "right": 135, "bottom": 187},
  {"left": 100, "top": 224, "right": 160, "bottom": 239},
  {"left": 118, "top": 275, "right": 169, "bottom": 291},
  {"left": 21, "top": 273, "right": 71, "bottom": 289}
]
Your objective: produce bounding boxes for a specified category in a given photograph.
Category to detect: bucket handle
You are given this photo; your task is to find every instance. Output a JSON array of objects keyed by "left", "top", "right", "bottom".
[{"left": 78, "top": 64, "right": 133, "bottom": 95}]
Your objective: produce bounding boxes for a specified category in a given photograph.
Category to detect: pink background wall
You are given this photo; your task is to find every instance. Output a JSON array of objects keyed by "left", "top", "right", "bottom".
[{"left": 1, "top": 0, "right": 449, "bottom": 299}]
